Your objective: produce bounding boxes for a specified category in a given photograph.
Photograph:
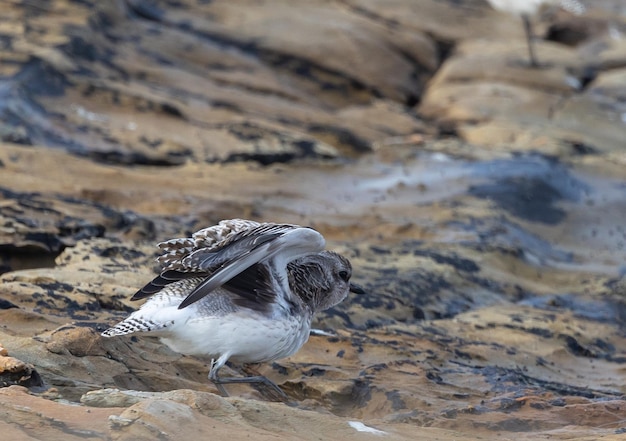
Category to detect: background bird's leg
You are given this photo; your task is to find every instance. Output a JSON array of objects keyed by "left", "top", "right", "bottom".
[{"left": 521, "top": 14, "right": 540, "bottom": 68}]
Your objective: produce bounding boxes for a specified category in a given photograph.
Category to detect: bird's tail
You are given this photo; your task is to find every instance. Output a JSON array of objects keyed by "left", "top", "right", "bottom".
[{"left": 101, "top": 316, "right": 169, "bottom": 337}]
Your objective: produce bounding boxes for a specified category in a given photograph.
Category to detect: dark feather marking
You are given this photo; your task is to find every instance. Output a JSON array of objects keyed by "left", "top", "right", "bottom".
[
  {"left": 131, "top": 223, "right": 303, "bottom": 305},
  {"left": 178, "top": 232, "right": 290, "bottom": 309},
  {"left": 223, "top": 263, "right": 276, "bottom": 313},
  {"left": 131, "top": 271, "right": 206, "bottom": 301}
]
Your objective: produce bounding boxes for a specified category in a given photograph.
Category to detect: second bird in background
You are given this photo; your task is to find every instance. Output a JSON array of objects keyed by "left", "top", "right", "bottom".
[{"left": 487, "top": 0, "right": 585, "bottom": 67}]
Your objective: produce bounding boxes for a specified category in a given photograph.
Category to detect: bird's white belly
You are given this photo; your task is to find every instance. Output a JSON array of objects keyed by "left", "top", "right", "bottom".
[{"left": 159, "top": 311, "right": 312, "bottom": 363}]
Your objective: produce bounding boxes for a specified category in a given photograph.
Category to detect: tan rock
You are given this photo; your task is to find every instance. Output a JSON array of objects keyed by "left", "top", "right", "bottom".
[
  {"left": 0, "top": 385, "right": 121, "bottom": 441},
  {"left": 0, "top": 355, "right": 26, "bottom": 373},
  {"left": 417, "top": 18, "right": 626, "bottom": 156},
  {"left": 0, "top": 354, "right": 42, "bottom": 388},
  {"left": 45, "top": 326, "right": 108, "bottom": 357}
]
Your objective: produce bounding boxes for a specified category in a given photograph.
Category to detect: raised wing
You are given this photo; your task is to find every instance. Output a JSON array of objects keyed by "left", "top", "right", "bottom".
[
  {"left": 177, "top": 226, "right": 325, "bottom": 309},
  {"left": 156, "top": 219, "right": 263, "bottom": 273},
  {"left": 130, "top": 221, "right": 325, "bottom": 309},
  {"left": 131, "top": 221, "right": 288, "bottom": 301}
]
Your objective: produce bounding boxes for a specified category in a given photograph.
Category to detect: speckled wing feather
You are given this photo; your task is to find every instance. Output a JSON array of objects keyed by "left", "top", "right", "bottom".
[
  {"left": 156, "top": 219, "right": 263, "bottom": 271},
  {"left": 132, "top": 219, "right": 265, "bottom": 300},
  {"left": 182, "top": 229, "right": 283, "bottom": 271}
]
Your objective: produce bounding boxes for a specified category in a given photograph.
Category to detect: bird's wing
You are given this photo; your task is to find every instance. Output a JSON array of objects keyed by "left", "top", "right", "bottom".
[
  {"left": 221, "top": 262, "right": 277, "bottom": 312},
  {"left": 131, "top": 220, "right": 275, "bottom": 301},
  {"left": 156, "top": 219, "right": 263, "bottom": 271},
  {"left": 177, "top": 225, "right": 325, "bottom": 309},
  {"left": 131, "top": 270, "right": 205, "bottom": 300},
  {"left": 130, "top": 221, "right": 325, "bottom": 306}
]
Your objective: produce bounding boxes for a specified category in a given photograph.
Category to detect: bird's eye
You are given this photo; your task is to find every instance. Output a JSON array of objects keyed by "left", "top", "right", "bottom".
[{"left": 338, "top": 270, "right": 349, "bottom": 281}]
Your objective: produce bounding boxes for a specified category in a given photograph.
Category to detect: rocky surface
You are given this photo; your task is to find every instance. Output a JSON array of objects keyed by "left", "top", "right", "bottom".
[{"left": 1, "top": 0, "right": 626, "bottom": 440}]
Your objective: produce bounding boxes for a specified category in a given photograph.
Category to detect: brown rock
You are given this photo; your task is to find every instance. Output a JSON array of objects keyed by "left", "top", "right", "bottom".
[
  {"left": 0, "top": 352, "right": 43, "bottom": 388},
  {"left": 45, "top": 326, "right": 108, "bottom": 357},
  {"left": 0, "top": 385, "right": 121, "bottom": 440}
]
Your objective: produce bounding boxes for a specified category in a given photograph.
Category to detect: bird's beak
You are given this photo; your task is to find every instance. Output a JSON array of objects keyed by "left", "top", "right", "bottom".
[{"left": 349, "top": 283, "right": 366, "bottom": 295}]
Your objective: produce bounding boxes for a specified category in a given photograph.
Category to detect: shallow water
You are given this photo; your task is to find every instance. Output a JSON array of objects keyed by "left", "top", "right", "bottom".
[{"left": 270, "top": 151, "right": 626, "bottom": 279}]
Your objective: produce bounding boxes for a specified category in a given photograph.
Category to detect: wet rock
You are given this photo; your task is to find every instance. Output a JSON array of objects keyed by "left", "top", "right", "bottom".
[
  {"left": 104, "top": 390, "right": 402, "bottom": 441},
  {"left": 0, "top": 238, "right": 153, "bottom": 320},
  {"left": 418, "top": 15, "right": 626, "bottom": 156},
  {"left": 0, "top": 186, "right": 157, "bottom": 274},
  {"left": 552, "top": 67, "right": 626, "bottom": 157}
]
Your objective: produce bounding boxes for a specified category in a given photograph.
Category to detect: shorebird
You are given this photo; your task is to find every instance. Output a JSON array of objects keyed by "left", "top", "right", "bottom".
[
  {"left": 487, "top": 0, "right": 585, "bottom": 67},
  {"left": 102, "top": 219, "right": 364, "bottom": 400}
]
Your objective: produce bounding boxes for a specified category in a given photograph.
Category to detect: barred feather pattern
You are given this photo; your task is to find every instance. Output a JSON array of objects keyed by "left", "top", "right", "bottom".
[
  {"left": 101, "top": 278, "right": 205, "bottom": 337},
  {"left": 101, "top": 316, "right": 167, "bottom": 337},
  {"left": 192, "top": 219, "right": 262, "bottom": 248}
]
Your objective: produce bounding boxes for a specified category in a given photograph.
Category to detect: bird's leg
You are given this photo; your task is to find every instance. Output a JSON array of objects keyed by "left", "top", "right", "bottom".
[
  {"left": 208, "top": 355, "right": 288, "bottom": 402},
  {"left": 208, "top": 357, "right": 229, "bottom": 397},
  {"left": 213, "top": 374, "right": 288, "bottom": 402},
  {"left": 521, "top": 14, "right": 540, "bottom": 68},
  {"left": 240, "top": 364, "right": 290, "bottom": 402}
]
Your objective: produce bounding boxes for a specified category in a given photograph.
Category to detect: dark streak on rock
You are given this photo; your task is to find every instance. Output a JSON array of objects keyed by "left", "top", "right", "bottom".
[
  {"left": 561, "top": 335, "right": 596, "bottom": 358},
  {"left": 0, "top": 298, "right": 19, "bottom": 309},
  {"left": 270, "top": 363, "right": 288, "bottom": 376},
  {"left": 303, "top": 367, "right": 326, "bottom": 377},
  {"left": 473, "top": 364, "right": 621, "bottom": 399},
  {"left": 385, "top": 390, "right": 407, "bottom": 411},
  {"left": 413, "top": 249, "right": 480, "bottom": 273},
  {"left": 426, "top": 370, "right": 443, "bottom": 383}
]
